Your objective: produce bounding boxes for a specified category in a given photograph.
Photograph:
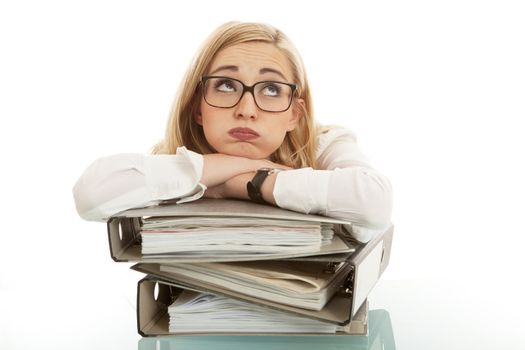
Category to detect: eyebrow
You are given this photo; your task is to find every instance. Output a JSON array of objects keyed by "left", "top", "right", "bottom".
[
  {"left": 209, "top": 65, "right": 288, "bottom": 81},
  {"left": 259, "top": 68, "right": 287, "bottom": 81},
  {"left": 209, "top": 65, "right": 238, "bottom": 76}
]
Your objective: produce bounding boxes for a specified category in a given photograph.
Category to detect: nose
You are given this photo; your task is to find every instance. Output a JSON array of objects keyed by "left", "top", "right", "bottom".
[{"left": 234, "top": 91, "right": 258, "bottom": 119}]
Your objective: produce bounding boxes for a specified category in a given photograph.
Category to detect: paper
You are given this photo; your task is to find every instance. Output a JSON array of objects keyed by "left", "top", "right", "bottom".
[
  {"left": 160, "top": 260, "right": 351, "bottom": 310},
  {"left": 168, "top": 290, "right": 339, "bottom": 334},
  {"left": 140, "top": 216, "right": 334, "bottom": 256}
]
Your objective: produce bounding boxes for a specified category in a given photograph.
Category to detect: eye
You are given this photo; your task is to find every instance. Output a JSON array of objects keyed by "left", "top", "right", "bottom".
[
  {"left": 261, "top": 83, "right": 282, "bottom": 97},
  {"left": 214, "top": 79, "right": 237, "bottom": 93}
]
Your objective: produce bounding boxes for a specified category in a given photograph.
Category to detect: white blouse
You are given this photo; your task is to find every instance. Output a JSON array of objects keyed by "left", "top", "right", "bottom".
[{"left": 73, "top": 127, "right": 392, "bottom": 243}]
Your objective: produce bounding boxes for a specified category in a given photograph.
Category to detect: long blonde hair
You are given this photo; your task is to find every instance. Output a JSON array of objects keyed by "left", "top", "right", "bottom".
[{"left": 152, "top": 21, "right": 317, "bottom": 169}]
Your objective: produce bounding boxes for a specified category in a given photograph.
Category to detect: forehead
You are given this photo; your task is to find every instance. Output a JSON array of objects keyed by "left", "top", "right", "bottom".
[{"left": 208, "top": 42, "right": 293, "bottom": 81}]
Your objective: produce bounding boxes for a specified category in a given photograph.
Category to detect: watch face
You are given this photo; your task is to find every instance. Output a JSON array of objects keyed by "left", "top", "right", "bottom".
[{"left": 258, "top": 167, "right": 283, "bottom": 175}]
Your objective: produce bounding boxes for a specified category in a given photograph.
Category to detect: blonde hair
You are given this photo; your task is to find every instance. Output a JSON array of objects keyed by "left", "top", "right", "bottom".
[{"left": 152, "top": 21, "right": 317, "bottom": 169}]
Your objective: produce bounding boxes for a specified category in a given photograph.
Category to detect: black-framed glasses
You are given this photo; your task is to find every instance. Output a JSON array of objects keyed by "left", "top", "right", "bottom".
[{"left": 201, "top": 76, "right": 297, "bottom": 113}]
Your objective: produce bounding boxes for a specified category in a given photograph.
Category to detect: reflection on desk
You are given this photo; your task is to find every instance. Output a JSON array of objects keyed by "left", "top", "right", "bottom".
[{"left": 137, "top": 309, "right": 395, "bottom": 350}]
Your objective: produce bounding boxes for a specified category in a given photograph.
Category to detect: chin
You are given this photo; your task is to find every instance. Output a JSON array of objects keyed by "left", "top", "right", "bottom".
[
  {"left": 225, "top": 150, "right": 261, "bottom": 159},
  {"left": 222, "top": 144, "right": 267, "bottom": 160}
]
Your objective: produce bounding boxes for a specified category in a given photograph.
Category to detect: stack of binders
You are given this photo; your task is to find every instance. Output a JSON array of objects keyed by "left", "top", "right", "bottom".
[{"left": 106, "top": 198, "right": 394, "bottom": 336}]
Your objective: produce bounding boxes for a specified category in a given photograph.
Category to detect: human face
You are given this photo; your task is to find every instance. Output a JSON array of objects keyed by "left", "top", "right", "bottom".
[{"left": 195, "top": 42, "right": 304, "bottom": 160}]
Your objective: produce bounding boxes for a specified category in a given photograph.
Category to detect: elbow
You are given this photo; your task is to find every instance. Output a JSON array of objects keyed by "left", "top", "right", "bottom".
[
  {"left": 72, "top": 157, "right": 112, "bottom": 222},
  {"left": 357, "top": 168, "right": 393, "bottom": 229},
  {"left": 73, "top": 172, "right": 104, "bottom": 222},
  {"left": 72, "top": 153, "right": 150, "bottom": 222},
  {"left": 359, "top": 187, "right": 393, "bottom": 230}
]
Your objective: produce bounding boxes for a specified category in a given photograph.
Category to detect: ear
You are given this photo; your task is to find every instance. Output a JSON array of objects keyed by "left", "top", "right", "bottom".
[
  {"left": 287, "top": 98, "right": 305, "bottom": 131},
  {"left": 194, "top": 109, "right": 203, "bottom": 126}
]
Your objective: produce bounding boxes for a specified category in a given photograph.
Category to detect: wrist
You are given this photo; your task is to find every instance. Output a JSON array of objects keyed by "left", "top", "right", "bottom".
[
  {"left": 260, "top": 172, "right": 277, "bottom": 205},
  {"left": 224, "top": 172, "right": 253, "bottom": 200},
  {"left": 246, "top": 168, "right": 280, "bottom": 205}
]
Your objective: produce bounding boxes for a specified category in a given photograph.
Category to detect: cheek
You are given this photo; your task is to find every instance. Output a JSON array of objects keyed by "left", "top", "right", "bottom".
[
  {"left": 201, "top": 118, "right": 221, "bottom": 144},
  {"left": 264, "top": 123, "right": 289, "bottom": 150},
  {"left": 198, "top": 102, "right": 216, "bottom": 129},
  {"left": 199, "top": 109, "right": 227, "bottom": 150}
]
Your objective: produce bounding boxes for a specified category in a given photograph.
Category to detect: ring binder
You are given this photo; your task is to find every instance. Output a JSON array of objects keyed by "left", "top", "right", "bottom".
[
  {"left": 137, "top": 276, "right": 370, "bottom": 336},
  {"left": 107, "top": 199, "right": 359, "bottom": 263}
]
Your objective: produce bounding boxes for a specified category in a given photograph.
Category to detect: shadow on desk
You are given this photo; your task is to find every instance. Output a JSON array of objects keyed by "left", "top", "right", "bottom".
[{"left": 137, "top": 309, "right": 395, "bottom": 350}]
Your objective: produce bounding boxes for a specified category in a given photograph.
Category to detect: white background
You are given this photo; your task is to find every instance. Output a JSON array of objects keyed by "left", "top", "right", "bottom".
[{"left": 1, "top": 0, "right": 524, "bottom": 348}]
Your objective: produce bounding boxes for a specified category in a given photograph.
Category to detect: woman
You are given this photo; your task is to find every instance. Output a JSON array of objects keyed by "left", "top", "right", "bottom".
[{"left": 73, "top": 21, "right": 393, "bottom": 243}]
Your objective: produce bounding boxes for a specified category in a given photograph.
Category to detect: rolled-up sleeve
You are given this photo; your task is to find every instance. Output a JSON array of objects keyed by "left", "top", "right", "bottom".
[
  {"left": 273, "top": 128, "right": 393, "bottom": 243},
  {"left": 73, "top": 147, "right": 206, "bottom": 222}
]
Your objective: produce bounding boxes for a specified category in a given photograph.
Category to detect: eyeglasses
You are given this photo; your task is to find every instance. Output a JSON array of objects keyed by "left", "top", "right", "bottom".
[{"left": 201, "top": 76, "right": 297, "bottom": 113}]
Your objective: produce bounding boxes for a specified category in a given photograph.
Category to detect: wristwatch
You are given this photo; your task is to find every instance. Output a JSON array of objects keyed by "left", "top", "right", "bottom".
[{"left": 246, "top": 168, "right": 281, "bottom": 204}]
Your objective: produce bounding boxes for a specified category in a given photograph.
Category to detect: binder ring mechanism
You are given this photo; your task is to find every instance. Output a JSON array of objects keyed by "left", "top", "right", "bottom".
[
  {"left": 340, "top": 267, "right": 355, "bottom": 298},
  {"left": 322, "top": 262, "right": 354, "bottom": 298}
]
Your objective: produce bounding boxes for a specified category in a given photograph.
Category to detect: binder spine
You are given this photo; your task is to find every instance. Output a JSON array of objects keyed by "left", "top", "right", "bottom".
[
  {"left": 107, "top": 217, "right": 141, "bottom": 261},
  {"left": 137, "top": 277, "right": 181, "bottom": 336},
  {"left": 378, "top": 225, "right": 394, "bottom": 277},
  {"left": 349, "top": 225, "right": 394, "bottom": 319}
]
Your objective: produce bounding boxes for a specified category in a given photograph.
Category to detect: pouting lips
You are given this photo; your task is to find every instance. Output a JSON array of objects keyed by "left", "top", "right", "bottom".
[{"left": 228, "top": 127, "right": 260, "bottom": 141}]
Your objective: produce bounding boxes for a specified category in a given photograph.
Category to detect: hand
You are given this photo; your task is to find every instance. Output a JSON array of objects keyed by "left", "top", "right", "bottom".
[
  {"left": 204, "top": 161, "right": 292, "bottom": 203},
  {"left": 203, "top": 182, "right": 227, "bottom": 199},
  {"left": 201, "top": 153, "right": 292, "bottom": 188},
  {"left": 204, "top": 172, "right": 252, "bottom": 200}
]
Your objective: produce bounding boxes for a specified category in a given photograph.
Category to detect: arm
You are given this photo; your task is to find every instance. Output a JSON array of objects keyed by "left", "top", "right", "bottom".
[
  {"left": 73, "top": 147, "right": 275, "bottom": 222},
  {"left": 204, "top": 170, "right": 280, "bottom": 205},
  {"left": 274, "top": 128, "right": 393, "bottom": 242},
  {"left": 212, "top": 128, "right": 393, "bottom": 243}
]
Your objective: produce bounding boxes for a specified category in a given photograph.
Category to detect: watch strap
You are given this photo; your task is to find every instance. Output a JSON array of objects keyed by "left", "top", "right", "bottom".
[{"left": 247, "top": 168, "right": 273, "bottom": 204}]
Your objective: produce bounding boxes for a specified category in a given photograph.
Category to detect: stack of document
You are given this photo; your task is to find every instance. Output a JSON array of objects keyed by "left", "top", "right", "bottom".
[
  {"left": 168, "top": 290, "right": 341, "bottom": 334},
  {"left": 159, "top": 260, "right": 351, "bottom": 310},
  {"left": 105, "top": 199, "right": 393, "bottom": 335},
  {"left": 140, "top": 216, "right": 334, "bottom": 256}
]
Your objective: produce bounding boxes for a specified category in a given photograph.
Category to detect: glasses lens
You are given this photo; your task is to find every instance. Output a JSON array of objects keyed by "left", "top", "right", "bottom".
[
  {"left": 254, "top": 82, "right": 293, "bottom": 112},
  {"left": 204, "top": 77, "right": 243, "bottom": 108}
]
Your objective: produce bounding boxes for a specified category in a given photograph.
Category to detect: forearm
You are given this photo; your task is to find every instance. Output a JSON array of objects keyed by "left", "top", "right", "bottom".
[
  {"left": 219, "top": 171, "right": 278, "bottom": 205},
  {"left": 205, "top": 165, "right": 392, "bottom": 243},
  {"left": 217, "top": 165, "right": 393, "bottom": 230},
  {"left": 73, "top": 148, "right": 205, "bottom": 221},
  {"left": 273, "top": 167, "right": 393, "bottom": 230}
]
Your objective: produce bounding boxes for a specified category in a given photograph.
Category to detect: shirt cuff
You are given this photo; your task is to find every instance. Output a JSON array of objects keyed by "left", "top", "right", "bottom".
[{"left": 143, "top": 146, "right": 206, "bottom": 202}]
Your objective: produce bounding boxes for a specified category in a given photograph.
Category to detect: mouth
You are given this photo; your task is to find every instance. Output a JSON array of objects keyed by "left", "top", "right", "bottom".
[{"left": 228, "top": 127, "right": 260, "bottom": 141}]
